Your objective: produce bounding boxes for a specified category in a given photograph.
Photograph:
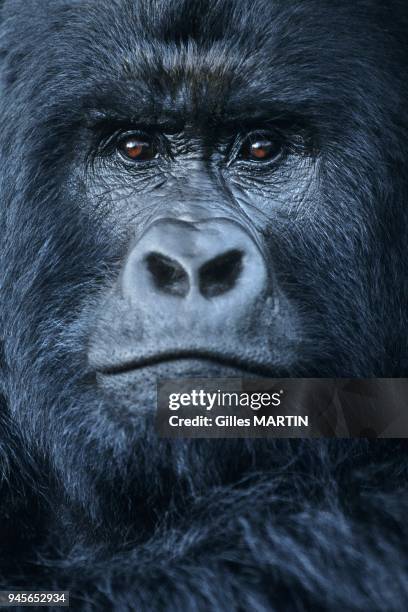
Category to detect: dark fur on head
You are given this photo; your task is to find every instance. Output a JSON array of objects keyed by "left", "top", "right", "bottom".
[{"left": 0, "top": 0, "right": 407, "bottom": 609}]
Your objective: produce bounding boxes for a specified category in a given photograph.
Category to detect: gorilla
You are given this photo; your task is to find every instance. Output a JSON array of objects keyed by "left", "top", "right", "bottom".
[{"left": 0, "top": 0, "right": 407, "bottom": 609}]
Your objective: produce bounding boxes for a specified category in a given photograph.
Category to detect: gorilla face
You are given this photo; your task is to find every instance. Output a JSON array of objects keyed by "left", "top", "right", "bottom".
[
  {"left": 1, "top": 0, "right": 407, "bottom": 511},
  {"left": 78, "top": 14, "right": 319, "bottom": 402},
  {"left": 87, "top": 96, "right": 311, "bottom": 402}
]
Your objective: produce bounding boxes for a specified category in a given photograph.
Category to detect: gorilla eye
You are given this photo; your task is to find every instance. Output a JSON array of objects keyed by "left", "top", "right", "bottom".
[
  {"left": 239, "top": 133, "right": 283, "bottom": 163},
  {"left": 118, "top": 134, "right": 157, "bottom": 162}
]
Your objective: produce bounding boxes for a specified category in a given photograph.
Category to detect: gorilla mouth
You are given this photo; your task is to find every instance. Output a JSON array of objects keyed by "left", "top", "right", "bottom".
[{"left": 98, "top": 350, "right": 275, "bottom": 377}]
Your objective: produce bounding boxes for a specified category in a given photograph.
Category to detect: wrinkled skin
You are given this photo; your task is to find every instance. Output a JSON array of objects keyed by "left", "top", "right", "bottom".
[{"left": 0, "top": 1, "right": 407, "bottom": 610}]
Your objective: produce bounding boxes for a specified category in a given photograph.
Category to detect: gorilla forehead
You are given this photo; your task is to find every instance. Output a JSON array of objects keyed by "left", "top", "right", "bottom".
[{"left": 3, "top": 0, "right": 400, "bottom": 125}]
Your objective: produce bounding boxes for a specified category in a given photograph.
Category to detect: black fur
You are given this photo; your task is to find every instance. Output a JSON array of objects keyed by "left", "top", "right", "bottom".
[{"left": 0, "top": 1, "right": 407, "bottom": 610}]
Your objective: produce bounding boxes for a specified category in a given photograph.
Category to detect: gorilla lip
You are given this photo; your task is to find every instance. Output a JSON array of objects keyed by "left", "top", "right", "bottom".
[{"left": 96, "top": 350, "right": 275, "bottom": 377}]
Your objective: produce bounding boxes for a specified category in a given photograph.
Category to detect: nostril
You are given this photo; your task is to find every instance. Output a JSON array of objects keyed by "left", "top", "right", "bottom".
[
  {"left": 145, "top": 252, "right": 190, "bottom": 297},
  {"left": 199, "top": 249, "right": 243, "bottom": 298}
]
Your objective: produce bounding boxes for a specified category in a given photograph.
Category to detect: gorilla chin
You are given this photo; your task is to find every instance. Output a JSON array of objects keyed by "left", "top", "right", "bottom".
[{"left": 96, "top": 359, "right": 263, "bottom": 408}]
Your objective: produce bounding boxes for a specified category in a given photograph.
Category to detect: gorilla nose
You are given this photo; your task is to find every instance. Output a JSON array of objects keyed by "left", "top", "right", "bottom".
[
  {"left": 145, "top": 248, "right": 243, "bottom": 298},
  {"left": 121, "top": 218, "right": 268, "bottom": 310}
]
